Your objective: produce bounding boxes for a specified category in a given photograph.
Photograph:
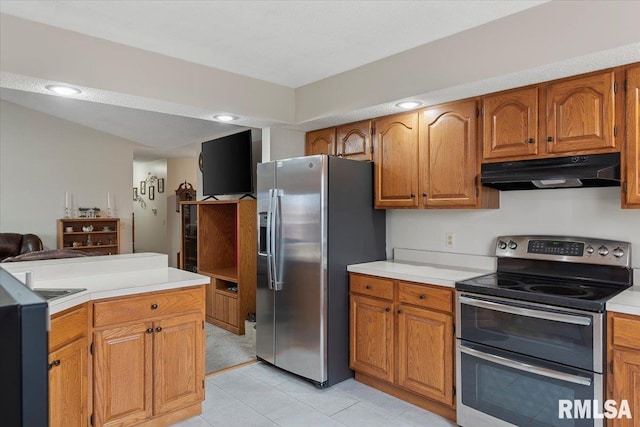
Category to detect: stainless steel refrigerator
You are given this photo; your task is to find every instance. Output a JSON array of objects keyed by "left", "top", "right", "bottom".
[{"left": 256, "top": 155, "right": 385, "bottom": 387}]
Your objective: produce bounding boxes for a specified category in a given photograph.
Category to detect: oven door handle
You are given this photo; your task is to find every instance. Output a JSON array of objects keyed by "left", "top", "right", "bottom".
[
  {"left": 459, "top": 344, "right": 593, "bottom": 386},
  {"left": 459, "top": 296, "right": 592, "bottom": 326}
]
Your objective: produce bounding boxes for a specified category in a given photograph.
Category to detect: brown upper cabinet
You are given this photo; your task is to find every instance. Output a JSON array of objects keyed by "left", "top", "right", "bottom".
[
  {"left": 624, "top": 65, "right": 640, "bottom": 208},
  {"left": 305, "top": 127, "right": 336, "bottom": 156},
  {"left": 373, "top": 112, "right": 420, "bottom": 208},
  {"left": 483, "top": 70, "right": 622, "bottom": 162},
  {"left": 546, "top": 71, "right": 619, "bottom": 154},
  {"left": 420, "top": 99, "right": 497, "bottom": 208},
  {"left": 482, "top": 87, "right": 539, "bottom": 160},
  {"left": 336, "top": 120, "right": 372, "bottom": 160}
]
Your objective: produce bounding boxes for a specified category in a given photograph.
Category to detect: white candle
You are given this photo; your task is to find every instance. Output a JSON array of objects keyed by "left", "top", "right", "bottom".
[
  {"left": 106, "top": 192, "right": 111, "bottom": 209},
  {"left": 65, "top": 192, "right": 70, "bottom": 208}
]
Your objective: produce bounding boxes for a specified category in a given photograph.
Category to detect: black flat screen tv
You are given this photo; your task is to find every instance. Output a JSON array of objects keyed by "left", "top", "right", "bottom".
[{"left": 201, "top": 130, "right": 253, "bottom": 197}]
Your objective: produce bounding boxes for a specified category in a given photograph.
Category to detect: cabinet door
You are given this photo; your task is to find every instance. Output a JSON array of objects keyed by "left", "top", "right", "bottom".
[
  {"left": 397, "top": 305, "right": 454, "bottom": 406},
  {"left": 94, "top": 323, "right": 153, "bottom": 427},
  {"left": 373, "top": 112, "right": 419, "bottom": 208},
  {"left": 153, "top": 313, "right": 204, "bottom": 415},
  {"left": 420, "top": 100, "right": 479, "bottom": 208},
  {"left": 610, "top": 350, "right": 640, "bottom": 427},
  {"left": 49, "top": 337, "right": 88, "bottom": 427},
  {"left": 305, "top": 128, "right": 336, "bottom": 156},
  {"left": 546, "top": 71, "right": 617, "bottom": 154},
  {"left": 349, "top": 295, "right": 394, "bottom": 382},
  {"left": 625, "top": 66, "right": 640, "bottom": 207},
  {"left": 482, "top": 87, "right": 538, "bottom": 160},
  {"left": 336, "top": 120, "right": 372, "bottom": 160}
]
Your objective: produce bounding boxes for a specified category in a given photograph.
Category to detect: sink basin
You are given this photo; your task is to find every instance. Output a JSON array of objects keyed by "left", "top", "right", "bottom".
[{"left": 33, "top": 288, "right": 86, "bottom": 301}]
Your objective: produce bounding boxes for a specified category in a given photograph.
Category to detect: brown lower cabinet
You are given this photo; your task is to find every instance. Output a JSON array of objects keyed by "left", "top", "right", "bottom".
[
  {"left": 607, "top": 312, "right": 640, "bottom": 427},
  {"left": 49, "top": 304, "right": 89, "bottom": 427},
  {"left": 92, "top": 287, "right": 205, "bottom": 427},
  {"left": 349, "top": 273, "right": 455, "bottom": 421}
]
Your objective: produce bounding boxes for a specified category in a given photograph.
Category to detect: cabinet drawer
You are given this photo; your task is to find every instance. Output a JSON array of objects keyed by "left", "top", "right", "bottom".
[
  {"left": 398, "top": 282, "right": 452, "bottom": 313},
  {"left": 93, "top": 287, "right": 203, "bottom": 327},
  {"left": 612, "top": 313, "right": 640, "bottom": 350},
  {"left": 50, "top": 304, "right": 88, "bottom": 352},
  {"left": 350, "top": 274, "right": 393, "bottom": 300}
]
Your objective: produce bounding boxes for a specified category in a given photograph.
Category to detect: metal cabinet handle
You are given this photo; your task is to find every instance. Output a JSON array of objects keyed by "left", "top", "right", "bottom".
[
  {"left": 410, "top": 194, "right": 415, "bottom": 198},
  {"left": 419, "top": 294, "right": 426, "bottom": 300},
  {"left": 459, "top": 296, "right": 591, "bottom": 326},
  {"left": 397, "top": 309, "right": 403, "bottom": 314},
  {"left": 365, "top": 285, "right": 372, "bottom": 289},
  {"left": 156, "top": 327, "right": 162, "bottom": 333},
  {"left": 527, "top": 138, "right": 535, "bottom": 144},
  {"left": 54, "top": 359, "right": 60, "bottom": 366},
  {"left": 422, "top": 193, "right": 427, "bottom": 198},
  {"left": 460, "top": 344, "right": 592, "bottom": 386},
  {"left": 385, "top": 307, "right": 391, "bottom": 312},
  {"left": 547, "top": 136, "right": 553, "bottom": 142},
  {"left": 47, "top": 363, "right": 53, "bottom": 371},
  {"left": 151, "top": 303, "right": 158, "bottom": 310},
  {"left": 146, "top": 328, "right": 153, "bottom": 334}
]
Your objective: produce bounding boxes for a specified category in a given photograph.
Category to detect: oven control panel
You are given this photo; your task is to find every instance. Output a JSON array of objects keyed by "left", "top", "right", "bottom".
[{"left": 496, "top": 235, "right": 631, "bottom": 267}]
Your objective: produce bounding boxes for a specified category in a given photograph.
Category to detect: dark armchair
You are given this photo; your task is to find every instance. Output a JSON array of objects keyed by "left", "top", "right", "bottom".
[{"left": 0, "top": 233, "right": 44, "bottom": 262}]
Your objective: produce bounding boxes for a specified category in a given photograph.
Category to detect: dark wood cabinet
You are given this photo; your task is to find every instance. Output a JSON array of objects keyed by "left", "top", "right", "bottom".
[{"left": 180, "top": 202, "right": 198, "bottom": 272}]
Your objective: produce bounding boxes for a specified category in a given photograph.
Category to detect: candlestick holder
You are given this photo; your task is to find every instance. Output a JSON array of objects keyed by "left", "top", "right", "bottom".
[
  {"left": 64, "top": 206, "right": 72, "bottom": 219},
  {"left": 106, "top": 207, "right": 113, "bottom": 218}
]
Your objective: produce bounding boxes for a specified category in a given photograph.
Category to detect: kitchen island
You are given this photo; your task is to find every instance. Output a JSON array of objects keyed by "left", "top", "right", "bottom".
[{"left": 2, "top": 253, "right": 210, "bottom": 427}]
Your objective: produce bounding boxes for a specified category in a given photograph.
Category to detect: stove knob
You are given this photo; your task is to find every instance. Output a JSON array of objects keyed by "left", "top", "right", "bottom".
[
  {"left": 508, "top": 240, "right": 517, "bottom": 250},
  {"left": 597, "top": 245, "right": 609, "bottom": 256},
  {"left": 613, "top": 247, "right": 625, "bottom": 258},
  {"left": 585, "top": 245, "right": 594, "bottom": 254},
  {"left": 498, "top": 240, "right": 507, "bottom": 250}
]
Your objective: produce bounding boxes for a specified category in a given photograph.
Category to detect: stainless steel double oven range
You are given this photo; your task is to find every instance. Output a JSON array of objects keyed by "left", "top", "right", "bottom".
[{"left": 455, "top": 235, "right": 632, "bottom": 427}]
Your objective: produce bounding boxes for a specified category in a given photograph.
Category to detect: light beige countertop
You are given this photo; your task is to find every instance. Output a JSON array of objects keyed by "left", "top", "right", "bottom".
[
  {"left": 3, "top": 253, "right": 209, "bottom": 315},
  {"left": 347, "top": 250, "right": 495, "bottom": 287}
]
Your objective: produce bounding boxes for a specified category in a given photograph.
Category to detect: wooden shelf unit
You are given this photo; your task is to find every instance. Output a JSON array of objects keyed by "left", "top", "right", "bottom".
[
  {"left": 57, "top": 218, "right": 120, "bottom": 255},
  {"left": 180, "top": 202, "right": 198, "bottom": 272},
  {"left": 196, "top": 200, "right": 256, "bottom": 335}
]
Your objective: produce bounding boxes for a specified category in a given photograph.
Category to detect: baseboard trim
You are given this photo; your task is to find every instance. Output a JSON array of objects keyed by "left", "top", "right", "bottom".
[{"left": 133, "top": 402, "right": 201, "bottom": 426}]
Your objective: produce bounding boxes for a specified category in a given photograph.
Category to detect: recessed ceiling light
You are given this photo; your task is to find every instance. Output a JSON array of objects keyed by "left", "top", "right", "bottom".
[
  {"left": 395, "top": 101, "right": 422, "bottom": 109},
  {"left": 45, "top": 85, "right": 82, "bottom": 96},
  {"left": 214, "top": 114, "right": 237, "bottom": 122}
]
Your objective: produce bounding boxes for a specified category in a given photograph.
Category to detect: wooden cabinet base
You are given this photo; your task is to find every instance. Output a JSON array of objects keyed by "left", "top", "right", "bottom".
[
  {"left": 354, "top": 373, "right": 455, "bottom": 422},
  {"left": 133, "top": 402, "right": 201, "bottom": 427},
  {"left": 207, "top": 318, "right": 241, "bottom": 335}
]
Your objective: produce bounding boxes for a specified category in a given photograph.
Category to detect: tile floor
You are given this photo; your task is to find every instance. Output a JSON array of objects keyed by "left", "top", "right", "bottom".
[{"left": 172, "top": 362, "right": 458, "bottom": 427}]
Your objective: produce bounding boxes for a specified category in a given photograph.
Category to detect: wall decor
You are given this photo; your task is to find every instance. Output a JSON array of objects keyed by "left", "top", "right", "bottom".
[
  {"left": 158, "top": 178, "right": 165, "bottom": 193},
  {"left": 133, "top": 187, "right": 138, "bottom": 200},
  {"left": 149, "top": 185, "right": 155, "bottom": 200},
  {"left": 140, "top": 181, "right": 146, "bottom": 195}
]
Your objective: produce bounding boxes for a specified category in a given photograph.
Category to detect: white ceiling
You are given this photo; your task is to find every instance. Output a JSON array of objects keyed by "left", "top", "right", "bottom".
[
  {"left": 1, "top": 1, "right": 638, "bottom": 161},
  {"left": 0, "top": 1, "right": 545, "bottom": 88}
]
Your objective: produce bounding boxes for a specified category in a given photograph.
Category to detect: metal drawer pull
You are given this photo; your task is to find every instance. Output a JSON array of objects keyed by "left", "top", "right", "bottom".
[
  {"left": 460, "top": 344, "right": 592, "bottom": 386},
  {"left": 459, "top": 296, "right": 592, "bottom": 326},
  {"left": 365, "top": 285, "right": 372, "bottom": 289},
  {"left": 419, "top": 294, "right": 426, "bottom": 300},
  {"left": 146, "top": 328, "right": 153, "bottom": 334},
  {"left": 151, "top": 303, "right": 158, "bottom": 310},
  {"left": 156, "top": 327, "right": 162, "bottom": 333}
]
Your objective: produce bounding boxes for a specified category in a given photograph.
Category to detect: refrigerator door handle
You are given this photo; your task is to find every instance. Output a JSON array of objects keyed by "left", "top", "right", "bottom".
[
  {"left": 272, "top": 189, "right": 283, "bottom": 291},
  {"left": 266, "top": 189, "right": 275, "bottom": 289}
]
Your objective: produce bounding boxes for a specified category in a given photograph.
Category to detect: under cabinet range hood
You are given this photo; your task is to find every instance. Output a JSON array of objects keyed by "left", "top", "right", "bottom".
[{"left": 481, "top": 152, "right": 621, "bottom": 191}]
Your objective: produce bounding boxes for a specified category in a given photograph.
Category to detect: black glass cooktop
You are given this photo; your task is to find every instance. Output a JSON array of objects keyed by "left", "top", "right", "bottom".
[{"left": 456, "top": 272, "right": 630, "bottom": 312}]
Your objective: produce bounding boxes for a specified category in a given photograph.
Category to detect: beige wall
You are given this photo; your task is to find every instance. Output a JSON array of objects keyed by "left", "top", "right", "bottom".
[
  {"left": 0, "top": 100, "right": 134, "bottom": 252},
  {"left": 166, "top": 157, "right": 198, "bottom": 268}
]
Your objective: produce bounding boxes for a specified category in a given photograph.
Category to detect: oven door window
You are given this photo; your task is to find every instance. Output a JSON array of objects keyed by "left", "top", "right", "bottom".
[
  {"left": 459, "top": 294, "right": 597, "bottom": 371},
  {"left": 460, "top": 342, "right": 600, "bottom": 427}
]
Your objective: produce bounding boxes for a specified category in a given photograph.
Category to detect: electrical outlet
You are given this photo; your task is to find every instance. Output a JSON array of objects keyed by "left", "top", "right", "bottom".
[{"left": 445, "top": 232, "right": 455, "bottom": 249}]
